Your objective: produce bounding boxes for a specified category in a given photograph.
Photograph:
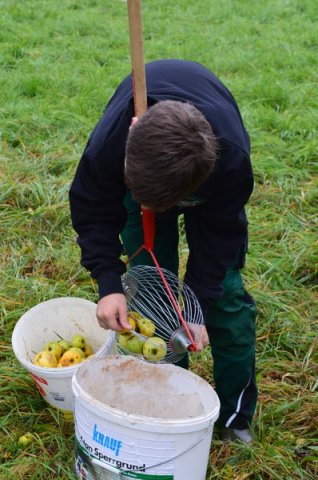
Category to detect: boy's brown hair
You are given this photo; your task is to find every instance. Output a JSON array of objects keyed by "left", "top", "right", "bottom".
[{"left": 125, "top": 100, "right": 218, "bottom": 212}]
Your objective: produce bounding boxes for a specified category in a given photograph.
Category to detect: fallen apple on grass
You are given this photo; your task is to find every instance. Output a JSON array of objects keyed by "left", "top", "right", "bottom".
[{"left": 18, "top": 432, "right": 34, "bottom": 447}]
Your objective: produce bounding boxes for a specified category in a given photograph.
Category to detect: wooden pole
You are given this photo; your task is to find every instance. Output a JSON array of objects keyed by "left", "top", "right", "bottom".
[{"left": 127, "top": 0, "right": 147, "bottom": 117}]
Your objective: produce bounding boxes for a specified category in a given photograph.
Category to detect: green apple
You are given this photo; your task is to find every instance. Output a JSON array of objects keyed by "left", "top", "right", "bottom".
[
  {"left": 44, "top": 341, "right": 63, "bottom": 360},
  {"left": 72, "top": 334, "right": 86, "bottom": 349},
  {"left": 136, "top": 317, "right": 156, "bottom": 337},
  {"left": 33, "top": 351, "right": 58, "bottom": 368},
  {"left": 119, "top": 333, "right": 144, "bottom": 354},
  {"left": 118, "top": 333, "right": 130, "bottom": 350},
  {"left": 143, "top": 337, "right": 167, "bottom": 362},
  {"left": 126, "top": 334, "right": 145, "bottom": 354},
  {"left": 58, "top": 339, "right": 71, "bottom": 353}
]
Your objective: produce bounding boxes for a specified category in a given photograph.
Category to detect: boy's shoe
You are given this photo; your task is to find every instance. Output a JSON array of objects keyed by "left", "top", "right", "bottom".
[{"left": 221, "top": 427, "right": 254, "bottom": 444}]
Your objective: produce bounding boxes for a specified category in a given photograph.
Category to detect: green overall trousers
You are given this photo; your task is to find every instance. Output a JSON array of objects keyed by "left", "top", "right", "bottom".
[{"left": 121, "top": 192, "right": 257, "bottom": 429}]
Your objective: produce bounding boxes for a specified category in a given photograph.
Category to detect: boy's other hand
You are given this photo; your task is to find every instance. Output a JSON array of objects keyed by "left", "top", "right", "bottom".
[
  {"left": 189, "top": 324, "right": 209, "bottom": 352},
  {"left": 96, "top": 294, "right": 131, "bottom": 332}
]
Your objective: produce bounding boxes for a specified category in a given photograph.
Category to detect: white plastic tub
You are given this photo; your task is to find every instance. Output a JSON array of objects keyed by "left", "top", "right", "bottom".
[
  {"left": 11, "top": 297, "right": 116, "bottom": 415},
  {"left": 72, "top": 355, "right": 220, "bottom": 479}
]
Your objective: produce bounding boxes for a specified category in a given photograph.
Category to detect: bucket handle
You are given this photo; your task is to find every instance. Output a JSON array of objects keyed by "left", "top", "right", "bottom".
[{"left": 87, "top": 420, "right": 215, "bottom": 478}]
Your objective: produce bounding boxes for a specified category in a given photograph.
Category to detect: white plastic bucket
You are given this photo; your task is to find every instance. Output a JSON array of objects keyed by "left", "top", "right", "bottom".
[
  {"left": 12, "top": 297, "right": 116, "bottom": 416},
  {"left": 72, "top": 355, "right": 220, "bottom": 480}
]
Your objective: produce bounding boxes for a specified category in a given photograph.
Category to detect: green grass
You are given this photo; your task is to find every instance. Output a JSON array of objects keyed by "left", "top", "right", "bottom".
[{"left": 1, "top": 0, "right": 317, "bottom": 478}]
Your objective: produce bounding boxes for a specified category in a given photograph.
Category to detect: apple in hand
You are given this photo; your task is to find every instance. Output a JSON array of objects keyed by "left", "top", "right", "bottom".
[
  {"left": 72, "top": 335, "right": 86, "bottom": 349},
  {"left": 44, "top": 341, "right": 63, "bottom": 360},
  {"left": 119, "top": 313, "right": 137, "bottom": 335},
  {"left": 33, "top": 351, "right": 58, "bottom": 368},
  {"left": 143, "top": 337, "right": 167, "bottom": 362},
  {"left": 136, "top": 317, "right": 156, "bottom": 337}
]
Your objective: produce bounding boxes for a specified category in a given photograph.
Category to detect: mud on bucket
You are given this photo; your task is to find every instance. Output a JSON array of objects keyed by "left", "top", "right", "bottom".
[
  {"left": 11, "top": 297, "right": 116, "bottom": 417},
  {"left": 72, "top": 355, "right": 220, "bottom": 480}
]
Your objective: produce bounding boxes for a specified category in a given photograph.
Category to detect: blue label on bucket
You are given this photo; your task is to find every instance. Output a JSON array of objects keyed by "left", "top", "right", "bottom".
[{"left": 92, "top": 423, "right": 122, "bottom": 456}]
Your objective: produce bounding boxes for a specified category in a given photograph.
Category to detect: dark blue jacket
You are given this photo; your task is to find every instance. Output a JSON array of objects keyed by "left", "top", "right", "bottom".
[{"left": 69, "top": 59, "right": 254, "bottom": 313}]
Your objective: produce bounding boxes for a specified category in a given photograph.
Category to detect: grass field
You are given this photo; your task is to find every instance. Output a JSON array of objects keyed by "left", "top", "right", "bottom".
[{"left": 1, "top": 0, "right": 317, "bottom": 478}]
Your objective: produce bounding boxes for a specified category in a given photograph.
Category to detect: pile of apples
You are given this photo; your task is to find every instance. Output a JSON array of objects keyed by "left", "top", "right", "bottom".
[
  {"left": 118, "top": 311, "right": 167, "bottom": 362},
  {"left": 32, "top": 335, "right": 93, "bottom": 368}
]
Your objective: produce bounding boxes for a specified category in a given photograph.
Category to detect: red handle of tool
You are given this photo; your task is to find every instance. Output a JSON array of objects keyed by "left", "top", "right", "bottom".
[{"left": 141, "top": 206, "right": 155, "bottom": 251}]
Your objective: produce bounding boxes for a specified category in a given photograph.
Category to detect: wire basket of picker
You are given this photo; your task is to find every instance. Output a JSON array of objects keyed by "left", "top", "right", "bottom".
[
  {"left": 116, "top": 0, "right": 205, "bottom": 364},
  {"left": 117, "top": 265, "right": 205, "bottom": 364}
]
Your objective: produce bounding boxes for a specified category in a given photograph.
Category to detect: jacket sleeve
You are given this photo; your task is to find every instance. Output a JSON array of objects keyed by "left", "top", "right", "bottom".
[
  {"left": 184, "top": 143, "right": 254, "bottom": 314},
  {"left": 69, "top": 109, "right": 131, "bottom": 299}
]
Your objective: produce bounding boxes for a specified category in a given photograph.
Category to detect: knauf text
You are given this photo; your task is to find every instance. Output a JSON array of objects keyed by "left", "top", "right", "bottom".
[{"left": 92, "top": 423, "right": 122, "bottom": 456}]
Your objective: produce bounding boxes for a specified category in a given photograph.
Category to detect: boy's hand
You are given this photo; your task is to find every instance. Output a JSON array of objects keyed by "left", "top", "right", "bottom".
[
  {"left": 96, "top": 294, "right": 131, "bottom": 332},
  {"left": 130, "top": 116, "right": 139, "bottom": 129},
  {"left": 189, "top": 324, "right": 209, "bottom": 352}
]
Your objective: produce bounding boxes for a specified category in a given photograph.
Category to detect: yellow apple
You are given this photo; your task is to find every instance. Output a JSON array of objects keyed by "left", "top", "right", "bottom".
[
  {"left": 68, "top": 347, "right": 85, "bottom": 358},
  {"left": 33, "top": 351, "right": 58, "bottom": 368},
  {"left": 136, "top": 317, "right": 156, "bottom": 337},
  {"left": 44, "top": 341, "right": 63, "bottom": 360},
  {"left": 143, "top": 337, "right": 167, "bottom": 362},
  {"left": 72, "top": 334, "right": 86, "bottom": 349},
  {"left": 18, "top": 432, "right": 34, "bottom": 447},
  {"left": 119, "top": 313, "right": 137, "bottom": 335},
  {"left": 82, "top": 344, "right": 93, "bottom": 357},
  {"left": 58, "top": 349, "right": 83, "bottom": 367}
]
